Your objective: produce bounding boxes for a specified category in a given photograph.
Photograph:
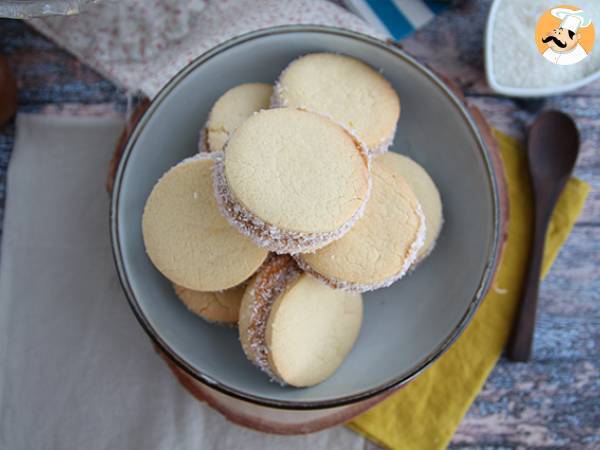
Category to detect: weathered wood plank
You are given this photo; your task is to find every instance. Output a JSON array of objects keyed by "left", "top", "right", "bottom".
[
  {"left": 540, "top": 226, "right": 600, "bottom": 317},
  {"left": 466, "top": 96, "right": 599, "bottom": 225},
  {"left": 453, "top": 358, "right": 600, "bottom": 450}
]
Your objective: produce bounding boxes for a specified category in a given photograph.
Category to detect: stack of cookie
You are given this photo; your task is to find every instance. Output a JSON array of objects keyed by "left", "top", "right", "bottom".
[{"left": 142, "top": 53, "right": 443, "bottom": 388}]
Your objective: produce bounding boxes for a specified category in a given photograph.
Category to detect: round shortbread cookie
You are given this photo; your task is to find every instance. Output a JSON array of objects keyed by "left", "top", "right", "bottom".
[
  {"left": 296, "top": 157, "right": 426, "bottom": 292},
  {"left": 239, "top": 255, "right": 362, "bottom": 387},
  {"left": 272, "top": 53, "right": 400, "bottom": 154},
  {"left": 379, "top": 152, "right": 443, "bottom": 263},
  {"left": 174, "top": 283, "right": 245, "bottom": 325},
  {"left": 214, "top": 108, "right": 371, "bottom": 254},
  {"left": 201, "top": 83, "right": 273, "bottom": 152},
  {"left": 266, "top": 273, "right": 363, "bottom": 387},
  {"left": 238, "top": 255, "right": 302, "bottom": 378},
  {"left": 142, "top": 154, "right": 269, "bottom": 291}
]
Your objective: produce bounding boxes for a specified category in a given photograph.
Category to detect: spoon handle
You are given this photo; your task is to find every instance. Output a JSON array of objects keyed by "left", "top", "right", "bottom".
[{"left": 507, "top": 203, "right": 553, "bottom": 362}]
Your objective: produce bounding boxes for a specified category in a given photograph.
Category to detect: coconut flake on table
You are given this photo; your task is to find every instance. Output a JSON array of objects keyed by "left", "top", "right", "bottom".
[{"left": 492, "top": 0, "right": 600, "bottom": 89}]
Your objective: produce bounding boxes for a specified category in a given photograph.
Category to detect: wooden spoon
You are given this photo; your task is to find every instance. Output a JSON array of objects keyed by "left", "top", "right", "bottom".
[
  {"left": 507, "top": 110, "right": 580, "bottom": 362},
  {"left": 0, "top": 55, "right": 17, "bottom": 128}
]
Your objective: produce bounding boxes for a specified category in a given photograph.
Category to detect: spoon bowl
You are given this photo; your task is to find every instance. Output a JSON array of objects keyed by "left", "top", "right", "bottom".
[{"left": 528, "top": 111, "right": 580, "bottom": 185}]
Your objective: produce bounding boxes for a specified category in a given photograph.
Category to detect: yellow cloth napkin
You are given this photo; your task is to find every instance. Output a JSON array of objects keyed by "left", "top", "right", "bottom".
[{"left": 348, "top": 131, "right": 590, "bottom": 450}]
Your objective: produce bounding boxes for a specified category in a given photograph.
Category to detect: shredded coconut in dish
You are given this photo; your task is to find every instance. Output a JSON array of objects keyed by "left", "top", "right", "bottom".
[{"left": 492, "top": 0, "right": 600, "bottom": 88}]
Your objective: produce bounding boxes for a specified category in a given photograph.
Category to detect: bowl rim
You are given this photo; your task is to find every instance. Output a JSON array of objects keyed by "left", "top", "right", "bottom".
[
  {"left": 110, "top": 24, "right": 502, "bottom": 410},
  {"left": 484, "top": 0, "right": 600, "bottom": 98}
]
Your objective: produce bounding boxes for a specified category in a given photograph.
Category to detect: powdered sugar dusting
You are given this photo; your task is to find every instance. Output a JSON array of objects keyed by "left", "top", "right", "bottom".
[
  {"left": 244, "top": 255, "right": 302, "bottom": 384},
  {"left": 211, "top": 133, "right": 372, "bottom": 254},
  {"left": 295, "top": 202, "right": 427, "bottom": 292}
]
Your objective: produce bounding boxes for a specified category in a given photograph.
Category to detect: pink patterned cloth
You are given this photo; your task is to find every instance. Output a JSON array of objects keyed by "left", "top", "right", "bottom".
[{"left": 28, "top": 0, "right": 379, "bottom": 98}]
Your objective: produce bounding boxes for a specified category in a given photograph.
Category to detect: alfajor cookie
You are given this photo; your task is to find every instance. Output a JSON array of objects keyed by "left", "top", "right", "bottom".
[
  {"left": 379, "top": 152, "right": 442, "bottom": 263},
  {"left": 239, "top": 255, "right": 363, "bottom": 387},
  {"left": 173, "top": 283, "right": 245, "bottom": 325},
  {"left": 272, "top": 53, "right": 400, "bottom": 154},
  {"left": 213, "top": 108, "right": 371, "bottom": 254},
  {"left": 200, "top": 83, "right": 273, "bottom": 152},
  {"left": 142, "top": 153, "right": 269, "bottom": 291},
  {"left": 296, "top": 156, "right": 425, "bottom": 292}
]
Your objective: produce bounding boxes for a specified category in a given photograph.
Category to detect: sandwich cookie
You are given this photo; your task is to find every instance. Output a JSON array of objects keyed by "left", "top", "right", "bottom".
[
  {"left": 272, "top": 53, "right": 400, "bottom": 154},
  {"left": 296, "top": 156, "right": 426, "bottom": 292},
  {"left": 173, "top": 283, "right": 245, "bottom": 325},
  {"left": 200, "top": 83, "right": 273, "bottom": 152},
  {"left": 239, "top": 255, "right": 363, "bottom": 387},
  {"left": 213, "top": 108, "right": 371, "bottom": 254},
  {"left": 142, "top": 153, "right": 269, "bottom": 291},
  {"left": 379, "top": 152, "right": 443, "bottom": 263}
]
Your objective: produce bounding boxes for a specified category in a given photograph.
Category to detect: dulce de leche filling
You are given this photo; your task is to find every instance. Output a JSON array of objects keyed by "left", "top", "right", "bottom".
[{"left": 246, "top": 255, "right": 302, "bottom": 380}]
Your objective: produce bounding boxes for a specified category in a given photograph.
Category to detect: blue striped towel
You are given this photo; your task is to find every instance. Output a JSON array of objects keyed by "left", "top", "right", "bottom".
[{"left": 343, "top": 0, "right": 449, "bottom": 40}]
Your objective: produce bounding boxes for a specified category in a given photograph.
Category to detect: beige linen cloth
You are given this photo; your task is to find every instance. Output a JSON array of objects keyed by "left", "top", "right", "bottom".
[
  {"left": 0, "top": 114, "right": 365, "bottom": 450},
  {"left": 28, "top": 0, "right": 379, "bottom": 98}
]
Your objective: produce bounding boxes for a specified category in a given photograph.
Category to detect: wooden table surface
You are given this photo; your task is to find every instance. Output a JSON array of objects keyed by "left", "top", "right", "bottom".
[{"left": 0, "top": 1, "right": 598, "bottom": 448}]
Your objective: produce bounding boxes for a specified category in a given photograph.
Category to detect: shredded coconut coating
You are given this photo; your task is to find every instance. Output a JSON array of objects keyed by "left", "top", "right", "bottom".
[
  {"left": 369, "top": 122, "right": 396, "bottom": 155},
  {"left": 412, "top": 215, "right": 444, "bottom": 267},
  {"left": 211, "top": 132, "right": 372, "bottom": 255},
  {"left": 243, "top": 255, "right": 302, "bottom": 383},
  {"left": 269, "top": 81, "right": 285, "bottom": 109},
  {"left": 294, "top": 203, "right": 427, "bottom": 292}
]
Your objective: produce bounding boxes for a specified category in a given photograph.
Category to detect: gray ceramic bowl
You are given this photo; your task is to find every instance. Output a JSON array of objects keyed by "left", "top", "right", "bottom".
[{"left": 111, "top": 26, "right": 501, "bottom": 409}]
